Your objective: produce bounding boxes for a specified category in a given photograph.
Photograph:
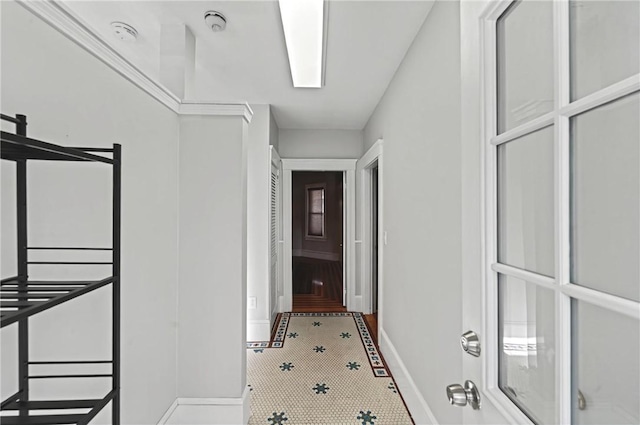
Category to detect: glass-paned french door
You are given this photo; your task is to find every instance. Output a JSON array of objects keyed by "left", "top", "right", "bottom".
[{"left": 486, "top": 0, "right": 640, "bottom": 424}]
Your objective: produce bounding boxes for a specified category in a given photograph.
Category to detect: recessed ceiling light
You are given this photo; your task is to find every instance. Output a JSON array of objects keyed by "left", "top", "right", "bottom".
[
  {"left": 204, "top": 11, "right": 227, "bottom": 32},
  {"left": 111, "top": 22, "right": 138, "bottom": 42},
  {"left": 278, "top": 0, "right": 325, "bottom": 88}
]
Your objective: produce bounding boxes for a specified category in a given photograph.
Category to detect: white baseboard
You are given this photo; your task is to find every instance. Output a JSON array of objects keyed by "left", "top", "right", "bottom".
[
  {"left": 278, "top": 295, "right": 285, "bottom": 313},
  {"left": 352, "top": 295, "right": 363, "bottom": 313},
  {"left": 248, "top": 319, "right": 271, "bottom": 342},
  {"left": 157, "top": 399, "right": 179, "bottom": 424},
  {"left": 292, "top": 249, "right": 340, "bottom": 262},
  {"left": 379, "top": 328, "right": 439, "bottom": 425},
  {"left": 159, "top": 387, "right": 250, "bottom": 425}
]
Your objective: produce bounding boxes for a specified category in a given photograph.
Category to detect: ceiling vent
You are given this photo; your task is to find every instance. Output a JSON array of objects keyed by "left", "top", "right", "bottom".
[
  {"left": 204, "top": 11, "right": 227, "bottom": 32},
  {"left": 110, "top": 22, "right": 138, "bottom": 42}
]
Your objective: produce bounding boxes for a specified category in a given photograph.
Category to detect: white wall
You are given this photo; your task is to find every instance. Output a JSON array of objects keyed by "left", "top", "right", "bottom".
[
  {"left": 363, "top": 1, "right": 463, "bottom": 423},
  {"left": 278, "top": 129, "right": 363, "bottom": 159},
  {"left": 177, "top": 115, "right": 248, "bottom": 402},
  {"left": 0, "top": 2, "right": 179, "bottom": 423}
]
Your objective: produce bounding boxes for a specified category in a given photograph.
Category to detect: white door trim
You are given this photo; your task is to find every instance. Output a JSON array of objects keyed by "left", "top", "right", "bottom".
[
  {"left": 281, "top": 158, "right": 357, "bottom": 312},
  {"left": 356, "top": 140, "right": 384, "bottom": 334}
]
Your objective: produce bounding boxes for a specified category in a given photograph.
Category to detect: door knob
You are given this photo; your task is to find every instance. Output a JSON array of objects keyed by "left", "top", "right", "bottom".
[{"left": 446, "top": 380, "right": 481, "bottom": 410}]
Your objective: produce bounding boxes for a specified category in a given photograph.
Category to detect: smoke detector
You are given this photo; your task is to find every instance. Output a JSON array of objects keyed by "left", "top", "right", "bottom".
[
  {"left": 111, "top": 22, "right": 138, "bottom": 42},
  {"left": 204, "top": 11, "right": 226, "bottom": 32}
]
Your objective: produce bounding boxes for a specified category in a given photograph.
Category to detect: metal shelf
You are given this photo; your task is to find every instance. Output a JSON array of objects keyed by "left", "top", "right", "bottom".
[
  {"left": 1, "top": 390, "right": 117, "bottom": 425},
  {"left": 0, "top": 113, "right": 121, "bottom": 425},
  {"left": 1, "top": 131, "right": 114, "bottom": 164},
  {"left": 0, "top": 277, "right": 116, "bottom": 328}
]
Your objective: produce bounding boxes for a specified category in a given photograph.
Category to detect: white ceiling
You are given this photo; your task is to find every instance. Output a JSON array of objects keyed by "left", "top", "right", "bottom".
[{"left": 60, "top": 1, "right": 434, "bottom": 130}]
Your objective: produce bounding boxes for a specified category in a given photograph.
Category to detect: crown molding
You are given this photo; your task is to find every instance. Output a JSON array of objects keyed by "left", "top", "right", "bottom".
[
  {"left": 17, "top": 0, "right": 253, "bottom": 123},
  {"left": 18, "top": 0, "right": 181, "bottom": 112},
  {"left": 180, "top": 102, "right": 254, "bottom": 123}
]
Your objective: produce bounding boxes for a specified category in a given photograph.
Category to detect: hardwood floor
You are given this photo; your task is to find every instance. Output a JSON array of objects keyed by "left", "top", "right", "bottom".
[
  {"left": 292, "top": 257, "right": 345, "bottom": 312},
  {"left": 292, "top": 295, "right": 346, "bottom": 312},
  {"left": 292, "top": 257, "right": 342, "bottom": 298},
  {"left": 291, "top": 256, "right": 378, "bottom": 343},
  {"left": 363, "top": 312, "right": 378, "bottom": 343}
]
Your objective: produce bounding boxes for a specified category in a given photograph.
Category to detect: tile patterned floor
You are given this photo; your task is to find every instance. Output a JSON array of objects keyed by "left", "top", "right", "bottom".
[{"left": 247, "top": 313, "right": 414, "bottom": 425}]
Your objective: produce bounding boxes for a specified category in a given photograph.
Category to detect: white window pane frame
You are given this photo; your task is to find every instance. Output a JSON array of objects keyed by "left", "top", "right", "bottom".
[{"left": 481, "top": 1, "right": 640, "bottom": 424}]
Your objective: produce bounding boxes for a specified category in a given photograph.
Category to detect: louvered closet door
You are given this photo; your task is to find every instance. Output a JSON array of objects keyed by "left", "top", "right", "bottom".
[{"left": 270, "top": 163, "right": 279, "bottom": 314}]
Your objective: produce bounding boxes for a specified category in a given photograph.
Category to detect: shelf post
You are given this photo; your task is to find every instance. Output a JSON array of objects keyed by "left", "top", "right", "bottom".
[
  {"left": 112, "top": 143, "right": 121, "bottom": 425},
  {"left": 16, "top": 114, "right": 28, "bottom": 417}
]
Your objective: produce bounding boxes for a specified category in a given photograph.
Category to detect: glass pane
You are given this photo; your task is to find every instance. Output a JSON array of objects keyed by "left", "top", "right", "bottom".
[
  {"left": 308, "top": 214, "right": 323, "bottom": 237},
  {"left": 571, "top": 93, "right": 640, "bottom": 302},
  {"left": 309, "top": 188, "right": 323, "bottom": 213},
  {"left": 497, "top": 0, "right": 554, "bottom": 133},
  {"left": 499, "top": 274, "right": 556, "bottom": 424},
  {"left": 498, "top": 126, "right": 555, "bottom": 277},
  {"left": 570, "top": 0, "right": 640, "bottom": 100},
  {"left": 573, "top": 301, "right": 640, "bottom": 424}
]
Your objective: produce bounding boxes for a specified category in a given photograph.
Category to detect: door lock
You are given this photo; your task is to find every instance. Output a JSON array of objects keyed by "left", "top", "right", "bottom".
[
  {"left": 460, "top": 330, "right": 481, "bottom": 357},
  {"left": 577, "top": 389, "right": 587, "bottom": 411},
  {"left": 446, "top": 380, "right": 481, "bottom": 410}
]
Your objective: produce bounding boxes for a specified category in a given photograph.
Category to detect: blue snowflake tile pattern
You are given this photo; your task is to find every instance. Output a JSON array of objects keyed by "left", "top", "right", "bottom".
[
  {"left": 312, "top": 321, "right": 322, "bottom": 326},
  {"left": 312, "top": 383, "right": 330, "bottom": 394},
  {"left": 357, "top": 410, "right": 377, "bottom": 425},
  {"left": 287, "top": 332, "right": 298, "bottom": 338},
  {"left": 279, "top": 362, "right": 294, "bottom": 371},
  {"left": 346, "top": 361, "right": 361, "bottom": 370},
  {"left": 268, "top": 412, "right": 288, "bottom": 424},
  {"left": 247, "top": 314, "right": 414, "bottom": 425}
]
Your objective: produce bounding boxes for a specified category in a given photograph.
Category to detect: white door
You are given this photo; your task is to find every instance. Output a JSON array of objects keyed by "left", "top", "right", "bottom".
[
  {"left": 461, "top": 1, "right": 640, "bottom": 424},
  {"left": 270, "top": 147, "right": 281, "bottom": 320}
]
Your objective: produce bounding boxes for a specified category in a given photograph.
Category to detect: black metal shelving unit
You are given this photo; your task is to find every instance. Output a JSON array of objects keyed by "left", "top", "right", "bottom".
[{"left": 0, "top": 113, "right": 121, "bottom": 425}]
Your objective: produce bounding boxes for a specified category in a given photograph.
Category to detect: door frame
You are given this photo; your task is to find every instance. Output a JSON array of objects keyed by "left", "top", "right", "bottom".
[
  {"left": 281, "top": 158, "right": 357, "bottom": 312},
  {"left": 357, "top": 140, "right": 384, "bottom": 326},
  {"left": 461, "top": 0, "right": 518, "bottom": 423}
]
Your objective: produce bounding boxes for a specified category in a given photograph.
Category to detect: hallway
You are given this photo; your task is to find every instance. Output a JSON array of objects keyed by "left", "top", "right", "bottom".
[
  {"left": 247, "top": 313, "right": 412, "bottom": 425},
  {"left": 2, "top": 0, "right": 638, "bottom": 423}
]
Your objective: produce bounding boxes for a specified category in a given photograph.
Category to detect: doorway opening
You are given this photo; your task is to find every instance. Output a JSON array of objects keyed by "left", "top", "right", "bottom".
[
  {"left": 291, "top": 171, "right": 345, "bottom": 312},
  {"left": 371, "top": 162, "right": 379, "bottom": 318}
]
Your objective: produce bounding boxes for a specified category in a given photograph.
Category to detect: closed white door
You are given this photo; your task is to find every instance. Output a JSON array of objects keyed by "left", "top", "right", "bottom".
[{"left": 462, "top": 1, "right": 639, "bottom": 424}]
